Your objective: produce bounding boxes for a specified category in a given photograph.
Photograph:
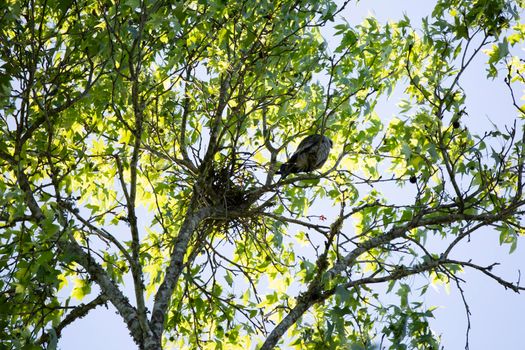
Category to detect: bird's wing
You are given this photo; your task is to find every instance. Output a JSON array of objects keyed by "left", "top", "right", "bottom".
[
  {"left": 312, "top": 138, "right": 331, "bottom": 168},
  {"left": 292, "top": 134, "right": 321, "bottom": 157}
]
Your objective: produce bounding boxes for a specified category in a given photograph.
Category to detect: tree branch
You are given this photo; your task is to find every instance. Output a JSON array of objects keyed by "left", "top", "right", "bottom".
[
  {"left": 150, "top": 201, "right": 213, "bottom": 338},
  {"left": 37, "top": 294, "right": 108, "bottom": 346}
]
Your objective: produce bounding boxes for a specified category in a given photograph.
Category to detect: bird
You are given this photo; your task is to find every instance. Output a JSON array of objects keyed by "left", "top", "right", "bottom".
[{"left": 277, "top": 134, "right": 333, "bottom": 178}]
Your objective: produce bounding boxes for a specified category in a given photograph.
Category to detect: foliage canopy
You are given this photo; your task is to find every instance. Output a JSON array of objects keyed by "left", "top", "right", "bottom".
[{"left": 1, "top": 0, "right": 525, "bottom": 349}]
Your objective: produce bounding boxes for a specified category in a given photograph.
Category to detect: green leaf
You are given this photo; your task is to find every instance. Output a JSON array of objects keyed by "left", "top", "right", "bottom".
[{"left": 72, "top": 279, "right": 91, "bottom": 300}]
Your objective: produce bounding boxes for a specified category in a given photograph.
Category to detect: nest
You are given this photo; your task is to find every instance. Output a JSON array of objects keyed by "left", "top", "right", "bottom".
[
  {"left": 197, "top": 162, "right": 261, "bottom": 235},
  {"left": 210, "top": 167, "right": 249, "bottom": 208},
  {"left": 198, "top": 156, "right": 261, "bottom": 209}
]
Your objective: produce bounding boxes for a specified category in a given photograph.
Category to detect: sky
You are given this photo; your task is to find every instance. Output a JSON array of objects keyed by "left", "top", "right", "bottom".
[{"left": 58, "top": 1, "right": 525, "bottom": 349}]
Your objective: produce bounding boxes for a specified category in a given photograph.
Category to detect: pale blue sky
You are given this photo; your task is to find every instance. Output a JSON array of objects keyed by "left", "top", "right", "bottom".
[{"left": 59, "top": 1, "right": 525, "bottom": 349}]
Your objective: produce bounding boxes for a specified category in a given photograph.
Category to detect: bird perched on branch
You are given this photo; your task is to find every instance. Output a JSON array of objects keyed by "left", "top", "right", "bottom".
[{"left": 277, "top": 134, "right": 333, "bottom": 178}]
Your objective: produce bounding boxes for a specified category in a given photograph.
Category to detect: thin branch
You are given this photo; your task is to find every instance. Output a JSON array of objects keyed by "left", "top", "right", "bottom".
[{"left": 37, "top": 294, "right": 108, "bottom": 346}]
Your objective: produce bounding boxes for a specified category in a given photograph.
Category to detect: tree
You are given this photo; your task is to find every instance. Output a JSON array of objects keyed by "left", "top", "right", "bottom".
[{"left": 1, "top": 0, "right": 524, "bottom": 349}]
